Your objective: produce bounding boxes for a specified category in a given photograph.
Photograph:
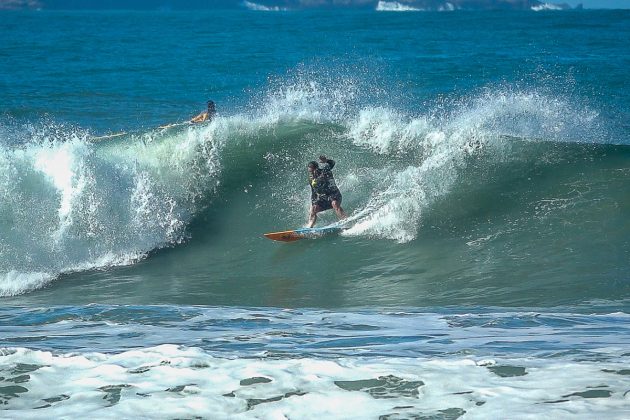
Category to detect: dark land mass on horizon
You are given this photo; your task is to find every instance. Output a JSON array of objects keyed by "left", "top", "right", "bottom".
[{"left": 0, "top": 0, "right": 581, "bottom": 11}]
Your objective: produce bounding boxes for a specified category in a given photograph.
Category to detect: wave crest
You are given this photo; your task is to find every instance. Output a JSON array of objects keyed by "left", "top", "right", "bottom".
[{"left": 0, "top": 121, "right": 222, "bottom": 296}]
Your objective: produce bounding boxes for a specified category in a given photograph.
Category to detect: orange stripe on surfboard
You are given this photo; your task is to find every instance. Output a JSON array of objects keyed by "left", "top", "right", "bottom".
[{"left": 263, "top": 230, "right": 305, "bottom": 242}]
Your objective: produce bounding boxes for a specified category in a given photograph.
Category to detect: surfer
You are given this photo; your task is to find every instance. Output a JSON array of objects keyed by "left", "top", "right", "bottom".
[
  {"left": 307, "top": 156, "right": 347, "bottom": 228},
  {"left": 190, "top": 100, "right": 216, "bottom": 123}
]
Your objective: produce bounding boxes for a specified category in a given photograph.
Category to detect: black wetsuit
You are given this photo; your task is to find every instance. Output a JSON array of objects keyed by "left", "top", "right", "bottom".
[{"left": 309, "top": 159, "right": 342, "bottom": 211}]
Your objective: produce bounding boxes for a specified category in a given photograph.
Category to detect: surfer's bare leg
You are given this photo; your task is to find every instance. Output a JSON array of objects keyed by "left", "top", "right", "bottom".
[
  {"left": 308, "top": 204, "right": 319, "bottom": 228},
  {"left": 331, "top": 200, "right": 347, "bottom": 220}
]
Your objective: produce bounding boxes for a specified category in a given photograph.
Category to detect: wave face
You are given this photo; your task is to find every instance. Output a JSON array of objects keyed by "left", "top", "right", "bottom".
[{"left": 1, "top": 75, "right": 628, "bottom": 304}]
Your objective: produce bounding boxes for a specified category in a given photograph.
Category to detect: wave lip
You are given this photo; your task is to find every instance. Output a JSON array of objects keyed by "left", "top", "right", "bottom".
[
  {"left": 342, "top": 87, "right": 608, "bottom": 242},
  {"left": 0, "top": 271, "right": 52, "bottom": 297},
  {"left": 0, "top": 121, "right": 223, "bottom": 296}
]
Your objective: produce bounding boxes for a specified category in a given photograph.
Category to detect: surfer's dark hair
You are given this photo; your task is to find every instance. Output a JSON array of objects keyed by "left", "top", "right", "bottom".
[{"left": 307, "top": 161, "right": 318, "bottom": 169}]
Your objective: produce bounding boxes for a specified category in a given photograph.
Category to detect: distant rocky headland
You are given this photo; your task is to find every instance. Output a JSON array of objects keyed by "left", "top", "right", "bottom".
[{"left": 0, "top": 0, "right": 581, "bottom": 11}]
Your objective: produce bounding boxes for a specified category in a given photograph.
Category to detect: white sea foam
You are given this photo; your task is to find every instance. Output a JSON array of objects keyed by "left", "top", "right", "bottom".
[
  {"left": 343, "top": 108, "right": 476, "bottom": 242},
  {"left": 376, "top": 2, "right": 457, "bottom": 12},
  {"left": 0, "top": 271, "right": 52, "bottom": 296},
  {"left": 0, "top": 122, "right": 223, "bottom": 296},
  {"left": 1, "top": 345, "right": 628, "bottom": 418},
  {"left": 532, "top": 3, "right": 564, "bottom": 11},
  {"left": 261, "top": 77, "right": 361, "bottom": 124},
  {"left": 376, "top": 1, "right": 423, "bottom": 12},
  {"left": 243, "top": 1, "right": 287, "bottom": 11},
  {"left": 341, "top": 89, "right": 601, "bottom": 242},
  {"left": 348, "top": 107, "right": 432, "bottom": 154}
]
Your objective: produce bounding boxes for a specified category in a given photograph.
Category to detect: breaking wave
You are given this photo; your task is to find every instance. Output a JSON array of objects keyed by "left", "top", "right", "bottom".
[{"left": 0, "top": 72, "right": 621, "bottom": 296}]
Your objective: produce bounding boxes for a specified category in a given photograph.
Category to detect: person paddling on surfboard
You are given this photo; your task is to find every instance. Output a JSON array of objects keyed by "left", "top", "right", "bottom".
[
  {"left": 190, "top": 100, "right": 216, "bottom": 123},
  {"left": 307, "top": 156, "right": 347, "bottom": 228}
]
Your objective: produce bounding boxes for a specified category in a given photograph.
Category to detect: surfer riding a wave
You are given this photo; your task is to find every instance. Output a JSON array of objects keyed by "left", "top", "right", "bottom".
[{"left": 307, "top": 156, "right": 347, "bottom": 227}]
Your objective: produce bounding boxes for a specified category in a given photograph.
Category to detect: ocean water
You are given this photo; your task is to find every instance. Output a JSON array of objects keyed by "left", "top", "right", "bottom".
[{"left": 1, "top": 9, "right": 629, "bottom": 419}]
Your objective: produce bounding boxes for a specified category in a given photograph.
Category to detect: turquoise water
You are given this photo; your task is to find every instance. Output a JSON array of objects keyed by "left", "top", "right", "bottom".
[{"left": 1, "top": 9, "right": 629, "bottom": 418}]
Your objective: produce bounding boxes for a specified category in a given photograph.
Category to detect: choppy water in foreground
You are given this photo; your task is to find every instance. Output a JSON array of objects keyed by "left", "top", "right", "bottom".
[
  {"left": 1, "top": 305, "right": 629, "bottom": 418},
  {"left": 1, "top": 9, "right": 629, "bottom": 418}
]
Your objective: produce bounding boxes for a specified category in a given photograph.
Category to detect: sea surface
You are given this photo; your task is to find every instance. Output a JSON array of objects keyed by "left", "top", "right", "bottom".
[{"left": 1, "top": 8, "right": 629, "bottom": 419}]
